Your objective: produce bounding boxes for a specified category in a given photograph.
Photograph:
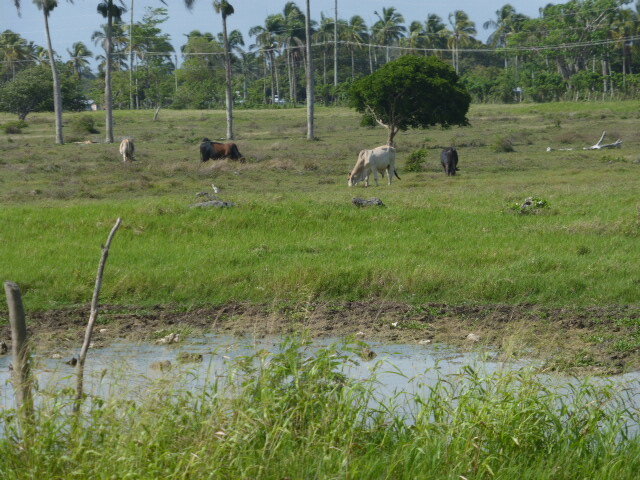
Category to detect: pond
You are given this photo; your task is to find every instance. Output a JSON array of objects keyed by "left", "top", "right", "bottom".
[{"left": 1, "top": 334, "right": 640, "bottom": 413}]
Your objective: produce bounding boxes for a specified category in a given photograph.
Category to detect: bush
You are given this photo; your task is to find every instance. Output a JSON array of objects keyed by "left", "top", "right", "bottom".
[
  {"left": 69, "top": 115, "right": 99, "bottom": 134},
  {"left": 405, "top": 148, "right": 428, "bottom": 172},
  {"left": 493, "top": 136, "right": 515, "bottom": 153},
  {"left": 359, "top": 113, "right": 377, "bottom": 128},
  {"left": 2, "top": 120, "right": 28, "bottom": 134}
]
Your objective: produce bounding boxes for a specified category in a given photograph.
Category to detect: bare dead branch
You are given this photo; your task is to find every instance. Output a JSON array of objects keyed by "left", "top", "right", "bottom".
[{"left": 74, "top": 217, "right": 122, "bottom": 412}]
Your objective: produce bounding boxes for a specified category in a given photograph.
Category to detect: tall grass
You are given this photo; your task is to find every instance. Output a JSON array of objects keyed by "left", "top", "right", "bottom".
[{"left": 1, "top": 339, "right": 639, "bottom": 479}]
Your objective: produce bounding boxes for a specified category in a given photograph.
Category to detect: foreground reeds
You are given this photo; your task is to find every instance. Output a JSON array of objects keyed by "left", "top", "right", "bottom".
[{"left": 1, "top": 338, "right": 639, "bottom": 479}]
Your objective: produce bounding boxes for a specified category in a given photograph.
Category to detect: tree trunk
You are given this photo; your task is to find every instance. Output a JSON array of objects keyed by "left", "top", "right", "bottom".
[
  {"left": 221, "top": 14, "right": 234, "bottom": 139},
  {"left": 368, "top": 44, "right": 373, "bottom": 73},
  {"left": 292, "top": 56, "right": 297, "bottom": 103},
  {"left": 387, "top": 126, "right": 397, "bottom": 147},
  {"left": 274, "top": 53, "right": 281, "bottom": 100},
  {"left": 334, "top": 0, "right": 338, "bottom": 86},
  {"left": 263, "top": 55, "right": 267, "bottom": 103},
  {"left": 305, "top": 0, "right": 314, "bottom": 139},
  {"left": 269, "top": 53, "right": 275, "bottom": 103},
  {"left": 242, "top": 58, "right": 247, "bottom": 100},
  {"left": 351, "top": 49, "right": 355, "bottom": 78},
  {"left": 105, "top": 6, "right": 114, "bottom": 143},
  {"left": 322, "top": 49, "right": 327, "bottom": 85},
  {"left": 43, "top": 11, "right": 64, "bottom": 145},
  {"left": 622, "top": 46, "right": 626, "bottom": 89},
  {"left": 287, "top": 47, "right": 293, "bottom": 101},
  {"left": 129, "top": 0, "right": 134, "bottom": 110}
]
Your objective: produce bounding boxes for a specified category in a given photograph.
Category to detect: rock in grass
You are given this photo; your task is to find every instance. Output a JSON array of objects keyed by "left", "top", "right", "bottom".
[
  {"left": 151, "top": 360, "right": 172, "bottom": 371},
  {"left": 177, "top": 352, "right": 203, "bottom": 363},
  {"left": 156, "top": 332, "right": 181, "bottom": 345},
  {"left": 359, "top": 347, "right": 377, "bottom": 361},
  {"left": 466, "top": 333, "right": 480, "bottom": 343},
  {"left": 352, "top": 197, "right": 384, "bottom": 207},
  {"left": 190, "top": 200, "right": 235, "bottom": 208}
]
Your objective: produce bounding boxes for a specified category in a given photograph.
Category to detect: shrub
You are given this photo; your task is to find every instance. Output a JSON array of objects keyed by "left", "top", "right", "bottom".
[
  {"left": 600, "top": 155, "right": 627, "bottom": 164},
  {"left": 405, "top": 148, "right": 428, "bottom": 172},
  {"left": 69, "top": 115, "right": 99, "bottom": 134},
  {"left": 359, "top": 113, "right": 377, "bottom": 128},
  {"left": 493, "top": 136, "right": 515, "bottom": 153},
  {"left": 303, "top": 161, "right": 319, "bottom": 171},
  {"left": 2, "top": 120, "right": 28, "bottom": 134}
]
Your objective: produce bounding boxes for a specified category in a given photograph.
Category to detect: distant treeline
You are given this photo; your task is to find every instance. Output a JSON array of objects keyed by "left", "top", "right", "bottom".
[{"left": 2, "top": 0, "right": 640, "bottom": 112}]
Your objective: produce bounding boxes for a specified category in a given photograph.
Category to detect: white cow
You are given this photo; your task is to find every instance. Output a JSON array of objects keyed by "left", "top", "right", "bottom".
[
  {"left": 119, "top": 138, "right": 135, "bottom": 163},
  {"left": 348, "top": 145, "right": 400, "bottom": 187}
]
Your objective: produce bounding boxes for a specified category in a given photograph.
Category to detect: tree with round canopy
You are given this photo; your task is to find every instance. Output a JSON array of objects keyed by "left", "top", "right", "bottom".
[{"left": 349, "top": 55, "right": 470, "bottom": 146}]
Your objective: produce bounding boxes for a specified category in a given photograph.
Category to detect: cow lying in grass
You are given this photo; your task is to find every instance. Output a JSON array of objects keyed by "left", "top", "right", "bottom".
[
  {"left": 348, "top": 145, "right": 400, "bottom": 187},
  {"left": 119, "top": 138, "right": 135, "bottom": 163},
  {"left": 200, "top": 138, "right": 244, "bottom": 162}
]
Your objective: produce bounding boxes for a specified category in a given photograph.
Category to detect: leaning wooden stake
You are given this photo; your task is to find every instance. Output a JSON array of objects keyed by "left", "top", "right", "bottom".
[
  {"left": 74, "top": 218, "right": 122, "bottom": 412},
  {"left": 4, "top": 281, "right": 33, "bottom": 418}
]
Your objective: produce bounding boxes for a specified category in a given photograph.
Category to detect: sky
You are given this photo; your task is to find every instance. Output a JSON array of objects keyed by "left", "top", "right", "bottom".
[{"left": 2, "top": 0, "right": 553, "bottom": 65}]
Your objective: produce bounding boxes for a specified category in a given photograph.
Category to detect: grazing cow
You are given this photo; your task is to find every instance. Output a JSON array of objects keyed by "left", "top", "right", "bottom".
[
  {"left": 119, "top": 138, "right": 135, "bottom": 163},
  {"left": 199, "top": 138, "right": 244, "bottom": 162},
  {"left": 348, "top": 145, "right": 400, "bottom": 187},
  {"left": 440, "top": 147, "right": 459, "bottom": 176}
]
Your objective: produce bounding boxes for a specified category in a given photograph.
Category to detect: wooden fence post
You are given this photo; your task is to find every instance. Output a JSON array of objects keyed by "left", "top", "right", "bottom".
[{"left": 4, "top": 281, "right": 33, "bottom": 417}]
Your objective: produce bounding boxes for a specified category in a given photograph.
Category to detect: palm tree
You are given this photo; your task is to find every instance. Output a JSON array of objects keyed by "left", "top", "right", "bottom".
[
  {"left": 314, "top": 13, "right": 334, "bottom": 85},
  {"left": 0, "top": 30, "right": 37, "bottom": 80},
  {"left": 250, "top": 16, "right": 283, "bottom": 103},
  {"left": 276, "top": 3, "right": 303, "bottom": 103},
  {"left": 213, "top": 1, "right": 236, "bottom": 139},
  {"left": 97, "top": 1, "right": 126, "bottom": 143},
  {"left": 483, "top": 4, "right": 528, "bottom": 69},
  {"left": 424, "top": 14, "right": 447, "bottom": 53},
  {"left": 11, "top": 1, "right": 68, "bottom": 143},
  {"left": 447, "top": 10, "right": 476, "bottom": 74},
  {"left": 611, "top": 7, "right": 638, "bottom": 85},
  {"left": 333, "top": 0, "right": 338, "bottom": 86},
  {"left": 304, "top": 0, "right": 314, "bottom": 139},
  {"left": 372, "top": 7, "right": 406, "bottom": 63},
  {"left": 185, "top": 1, "right": 237, "bottom": 138},
  {"left": 403, "top": 21, "right": 424, "bottom": 53},
  {"left": 342, "top": 15, "right": 367, "bottom": 78},
  {"left": 67, "top": 41, "right": 93, "bottom": 78},
  {"left": 33, "top": 1, "right": 71, "bottom": 145}
]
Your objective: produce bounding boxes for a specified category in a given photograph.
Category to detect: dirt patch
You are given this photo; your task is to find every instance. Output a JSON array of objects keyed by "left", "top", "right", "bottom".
[{"left": 1, "top": 302, "right": 639, "bottom": 375}]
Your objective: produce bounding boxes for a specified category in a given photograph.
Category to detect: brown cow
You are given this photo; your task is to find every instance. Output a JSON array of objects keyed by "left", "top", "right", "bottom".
[{"left": 200, "top": 138, "right": 244, "bottom": 163}]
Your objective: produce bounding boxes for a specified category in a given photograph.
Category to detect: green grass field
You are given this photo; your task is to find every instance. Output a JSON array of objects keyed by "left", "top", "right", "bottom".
[
  {"left": 1, "top": 102, "right": 639, "bottom": 311},
  {"left": 2, "top": 103, "right": 640, "bottom": 478}
]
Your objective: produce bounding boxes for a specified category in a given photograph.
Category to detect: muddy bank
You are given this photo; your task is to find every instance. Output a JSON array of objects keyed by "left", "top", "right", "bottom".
[{"left": 1, "top": 302, "right": 639, "bottom": 374}]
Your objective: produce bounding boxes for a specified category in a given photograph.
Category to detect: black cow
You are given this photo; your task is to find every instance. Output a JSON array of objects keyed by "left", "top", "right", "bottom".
[
  {"left": 200, "top": 138, "right": 214, "bottom": 162},
  {"left": 440, "top": 147, "right": 459, "bottom": 176}
]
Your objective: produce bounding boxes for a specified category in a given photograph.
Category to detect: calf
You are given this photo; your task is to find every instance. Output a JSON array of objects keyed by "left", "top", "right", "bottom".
[
  {"left": 440, "top": 147, "right": 459, "bottom": 176},
  {"left": 119, "top": 138, "right": 135, "bottom": 163}
]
